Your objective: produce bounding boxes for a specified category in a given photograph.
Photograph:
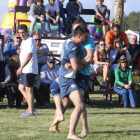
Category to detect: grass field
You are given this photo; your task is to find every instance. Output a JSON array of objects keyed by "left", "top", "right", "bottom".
[{"left": 0, "top": 94, "right": 140, "bottom": 140}]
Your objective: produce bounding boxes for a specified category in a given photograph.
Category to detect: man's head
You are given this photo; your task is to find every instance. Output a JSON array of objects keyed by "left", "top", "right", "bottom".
[
  {"left": 74, "top": 25, "right": 89, "bottom": 44},
  {"left": 69, "top": 0, "right": 76, "bottom": 4},
  {"left": 73, "top": 19, "right": 87, "bottom": 30},
  {"left": 113, "top": 24, "right": 121, "bottom": 37},
  {"left": 97, "top": 0, "right": 104, "bottom": 6},
  {"left": 48, "top": 0, "right": 56, "bottom": 6},
  {"left": 130, "top": 35, "right": 137, "bottom": 45},
  {"left": 18, "top": 24, "right": 28, "bottom": 40},
  {"left": 13, "top": 33, "right": 21, "bottom": 47},
  {"left": 47, "top": 56, "right": 55, "bottom": 69},
  {"left": 33, "top": 34, "right": 41, "bottom": 47}
]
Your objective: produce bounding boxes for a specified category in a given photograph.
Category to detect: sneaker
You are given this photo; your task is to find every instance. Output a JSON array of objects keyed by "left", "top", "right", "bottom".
[
  {"left": 132, "top": 106, "right": 138, "bottom": 109},
  {"left": 42, "top": 32, "right": 47, "bottom": 37},
  {"left": 108, "top": 21, "right": 112, "bottom": 27},
  {"left": 59, "top": 33, "right": 67, "bottom": 38},
  {"left": 21, "top": 112, "right": 35, "bottom": 117},
  {"left": 47, "top": 33, "right": 51, "bottom": 37},
  {"left": 22, "top": 108, "right": 36, "bottom": 115}
]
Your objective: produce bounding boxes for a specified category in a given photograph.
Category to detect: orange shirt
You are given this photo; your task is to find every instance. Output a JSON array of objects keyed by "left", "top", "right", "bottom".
[{"left": 106, "top": 30, "right": 129, "bottom": 46}]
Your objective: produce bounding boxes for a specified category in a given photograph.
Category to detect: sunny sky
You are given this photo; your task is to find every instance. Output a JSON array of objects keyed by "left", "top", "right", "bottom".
[{"left": 0, "top": 0, "right": 140, "bottom": 26}]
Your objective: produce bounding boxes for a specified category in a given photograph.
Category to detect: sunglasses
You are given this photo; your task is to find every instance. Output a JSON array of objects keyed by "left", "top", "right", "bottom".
[
  {"left": 100, "top": 44, "right": 106, "bottom": 46},
  {"left": 35, "top": 39, "right": 41, "bottom": 41}
]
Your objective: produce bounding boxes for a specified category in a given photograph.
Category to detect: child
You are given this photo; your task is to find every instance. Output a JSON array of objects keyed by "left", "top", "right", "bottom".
[
  {"left": 56, "top": 0, "right": 70, "bottom": 36},
  {"left": 45, "top": 0, "right": 66, "bottom": 38},
  {"left": 28, "top": 0, "right": 46, "bottom": 37},
  {"left": 66, "top": 0, "right": 83, "bottom": 37},
  {"left": 132, "top": 66, "right": 140, "bottom": 107},
  {"left": 94, "top": 0, "right": 110, "bottom": 38}
]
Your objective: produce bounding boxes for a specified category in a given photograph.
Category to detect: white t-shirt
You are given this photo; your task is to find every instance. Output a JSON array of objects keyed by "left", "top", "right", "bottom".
[
  {"left": 45, "top": 3, "right": 59, "bottom": 16},
  {"left": 20, "top": 36, "right": 38, "bottom": 74}
]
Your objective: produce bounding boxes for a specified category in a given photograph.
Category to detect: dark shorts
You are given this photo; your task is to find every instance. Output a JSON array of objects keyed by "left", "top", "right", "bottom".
[
  {"left": 59, "top": 76, "right": 79, "bottom": 99},
  {"left": 94, "top": 17, "right": 107, "bottom": 26},
  {"left": 50, "top": 80, "right": 60, "bottom": 97},
  {"left": 77, "top": 73, "right": 90, "bottom": 92},
  {"left": 19, "top": 73, "right": 37, "bottom": 87}
]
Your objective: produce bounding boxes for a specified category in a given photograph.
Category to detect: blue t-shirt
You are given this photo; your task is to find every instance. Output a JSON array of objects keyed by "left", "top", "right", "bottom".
[
  {"left": 78, "top": 36, "right": 95, "bottom": 75},
  {"left": 4, "top": 43, "right": 19, "bottom": 57},
  {"left": 59, "top": 39, "right": 79, "bottom": 79}
]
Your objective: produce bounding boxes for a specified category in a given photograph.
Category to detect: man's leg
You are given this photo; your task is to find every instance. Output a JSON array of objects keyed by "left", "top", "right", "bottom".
[
  {"left": 28, "top": 16, "right": 37, "bottom": 32},
  {"left": 63, "top": 21, "right": 70, "bottom": 34},
  {"left": 67, "top": 90, "right": 84, "bottom": 140},
  {"left": 58, "top": 17, "right": 63, "bottom": 34},
  {"left": 45, "top": 17, "right": 51, "bottom": 33},
  {"left": 25, "top": 86, "right": 34, "bottom": 113}
]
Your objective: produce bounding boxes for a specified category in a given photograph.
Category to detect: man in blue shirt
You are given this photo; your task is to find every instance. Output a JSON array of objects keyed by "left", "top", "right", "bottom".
[{"left": 4, "top": 33, "right": 21, "bottom": 64}]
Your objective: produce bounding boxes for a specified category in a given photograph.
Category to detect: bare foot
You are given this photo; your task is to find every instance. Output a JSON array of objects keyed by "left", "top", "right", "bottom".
[
  {"left": 79, "top": 130, "right": 89, "bottom": 138},
  {"left": 67, "top": 135, "right": 83, "bottom": 140},
  {"left": 51, "top": 115, "right": 64, "bottom": 127},
  {"left": 49, "top": 126, "right": 60, "bottom": 133}
]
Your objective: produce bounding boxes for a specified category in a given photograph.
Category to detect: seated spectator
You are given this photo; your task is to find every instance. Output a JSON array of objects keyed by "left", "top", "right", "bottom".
[
  {"left": 93, "top": 38, "right": 111, "bottom": 89},
  {"left": 45, "top": 0, "right": 66, "bottom": 38},
  {"left": 40, "top": 56, "right": 59, "bottom": 104},
  {"left": 106, "top": 24, "right": 129, "bottom": 50},
  {"left": 33, "top": 34, "right": 49, "bottom": 72},
  {"left": 66, "top": 0, "right": 83, "bottom": 37},
  {"left": 114, "top": 55, "right": 136, "bottom": 108},
  {"left": 28, "top": 0, "right": 47, "bottom": 37},
  {"left": 56, "top": 0, "right": 70, "bottom": 36},
  {"left": 7, "top": 55, "right": 23, "bottom": 108},
  {"left": 132, "top": 65, "right": 140, "bottom": 107},
  {"left": 94, "top": 0, "right": 109, "bottom": 38},
  {"left": 33, "top": 74, "right": 51, "bottom": 108},
  {"left": 110, "top": 37, "right": 131, "bottom": 72},
  {"left": 4, "top": 33, "right": 21, "bottom": 64},
  {"left": 128, "top": 35, "right": 140, "bottom": 68}
]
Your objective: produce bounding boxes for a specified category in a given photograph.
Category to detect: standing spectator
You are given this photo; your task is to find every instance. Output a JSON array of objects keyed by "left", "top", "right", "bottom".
[
  {"left": 128, "top": 35, "right": 140, "bottom": 67},
  {"left": 40, "top": 56, "right": 59, "bottom": 105},
  {"left": 45, "top": 0, "right": 66, "bottom": 38},
  {"left": 17, "top": 24, "right": 38, "bottom": 116},
  {"left": 66, "top": 0, "right": 83, "bottom": 37},
  {"left": 106, "top": 24, "right": 129, "bottom": 50},
  {"left": 33, "top": 34, "right": 49, "bottom": 72},
  {"left": 28, "top": 0, "right": 47, "bottom": 37},
  {"left": 114, "top": 55, "right": 136, "bottom": 108},
  {"left": 7, "top": 55, "right": 23, "bottom": 108},
  {"left": 56, "top": 0, "right": 70, "bottom": 36},
  {"left": 110, "top": 37, "right": 131, "bottom": 72},
  {"left": 4, "top": 33, "right": 21, "bottom": 64},
  {"left": 132, "top": 65, "right": 140, "bottom": 107},
  {"left": 94, "top": 0, "right": 109, "bottom": 38}
]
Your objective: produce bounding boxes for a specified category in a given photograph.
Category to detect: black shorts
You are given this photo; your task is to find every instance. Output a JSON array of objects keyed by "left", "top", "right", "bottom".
[
  {"left": 77, "top": 73, "right": 90, "bottom": 92},
  {"left": 19, "top": 73, "right": 37, "bottom": 87},
  {"left": 94, "top": 17, "right": 107, "bottom": 26}
]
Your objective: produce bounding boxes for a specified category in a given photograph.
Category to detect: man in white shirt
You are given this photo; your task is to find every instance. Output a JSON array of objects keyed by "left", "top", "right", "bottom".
[
  {"left": 17, "top": 24, "right": 38, "bottom": 116},
  {"left": 45, "top": 0, "right": 66, "bottom": 38}
]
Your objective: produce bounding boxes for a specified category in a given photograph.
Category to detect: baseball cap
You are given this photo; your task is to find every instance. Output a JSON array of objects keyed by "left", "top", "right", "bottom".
[
  {"left": 14, "top": 33, "right": 20, "bottom": 38},
  {"left": 47, "top": 56, "right": 55, "bottom": 63}
]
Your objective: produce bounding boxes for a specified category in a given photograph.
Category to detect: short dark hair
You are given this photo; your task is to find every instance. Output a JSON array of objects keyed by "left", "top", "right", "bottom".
[
  {"left": 74, "top": 25, "right": 89, "bottom": 37},
  {"left": 73, "top": 19, "right": 87, "bottom": 28},
  {"left": 99, "top": 38, "right": 105, "bottom": 44},
  {"left": 18, "top": 24, "right": 28, "bottom": 32},
  {"left": 113, "top": 24, "right": 121, "bottom": 30},
  {"left": 34, "top": 0, "right": 44, "bottom": 4}
]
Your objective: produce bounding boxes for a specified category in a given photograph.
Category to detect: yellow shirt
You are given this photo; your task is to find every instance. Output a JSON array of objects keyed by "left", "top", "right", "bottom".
[{"left": 132, "top": 76, "right": 140, "bottom": 90}]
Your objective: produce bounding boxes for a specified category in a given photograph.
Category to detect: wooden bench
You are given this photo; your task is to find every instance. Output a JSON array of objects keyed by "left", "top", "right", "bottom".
[{"left": 14, "top": 6, "right": 110, "bottom": 34}]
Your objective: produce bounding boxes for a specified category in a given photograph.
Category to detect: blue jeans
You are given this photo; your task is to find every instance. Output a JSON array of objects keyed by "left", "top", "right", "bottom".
[
  {"left": 67, "top": 18, "right": 73, "bottom": 34},
  {"left": 114, "top": 84, "right": 136, "bottom": 107},
  {"left": 63, "top": 21, "right": 70, "bottom": 34},
  {"left": 45, "top": 15, "right": 63, "bottom": 34},
  {"left": 133, "top": 90, "right": 140, "bottom": 107}
]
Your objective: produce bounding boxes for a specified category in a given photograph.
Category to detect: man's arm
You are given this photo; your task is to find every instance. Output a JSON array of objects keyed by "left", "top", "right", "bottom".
[
  {"left": 46, "top": 11, "right": 55, "bottom": 21},
  {"left": 56, "top": 12, "right": 60, "bottom": 23}
]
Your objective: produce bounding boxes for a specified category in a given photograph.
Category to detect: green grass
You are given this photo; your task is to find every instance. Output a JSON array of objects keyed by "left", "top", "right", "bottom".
[{"left": 0, "top": 94, "right": 140, "bottom": 140}]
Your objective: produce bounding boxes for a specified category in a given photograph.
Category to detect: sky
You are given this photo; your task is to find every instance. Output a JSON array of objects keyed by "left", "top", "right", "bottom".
[{"left": 0, "top": 0, "right": 140, "bottom": 26}]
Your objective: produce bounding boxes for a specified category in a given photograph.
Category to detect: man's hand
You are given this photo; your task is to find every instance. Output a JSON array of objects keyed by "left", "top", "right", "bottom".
[
  {"left": 0, "top": 82, "right": 6, "bottom": 88},
  {"left": 17, "top": 67, "right": 22, "bottom": 76},
  {"left": 53, "top": 19, "right": 57, "bottom": 24},
  {"left": 65, "top": 63, "right": 72, "bottom": 70},
  {"left": 40, "top": 17, "right": 44, "bottom": 22},
  {"left": 17, "top": 49, "right": 21, "bottom": 54},
  {"left": 76, "top": 0, "right": 81, "bottom": 4},
  {"left": 124, "top": 84, "right": 131, "bottom": 89}
]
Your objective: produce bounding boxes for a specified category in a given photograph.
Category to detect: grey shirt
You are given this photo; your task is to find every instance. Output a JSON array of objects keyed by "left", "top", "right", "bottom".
[
  {"left": 37, "top": 43, "right": 49, "bottom": 64},
  {"left": 28, "top": 3, "right": 45, "bottom": 19},
  {"left": 95, "top": 4, "right": 107, "bottom": 18}
]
